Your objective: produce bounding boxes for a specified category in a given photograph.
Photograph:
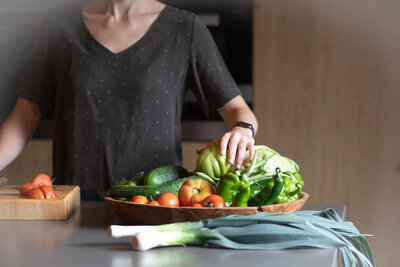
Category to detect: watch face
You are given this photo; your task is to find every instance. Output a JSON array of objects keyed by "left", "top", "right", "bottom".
[{"left": 238, "top": 122, "right": 252, "bottom": 128}]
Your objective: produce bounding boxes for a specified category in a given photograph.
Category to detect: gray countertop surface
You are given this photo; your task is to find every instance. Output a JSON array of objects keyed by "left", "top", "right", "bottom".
[{"left": 0, "top": 201, "right": 345, "bottom": 267}]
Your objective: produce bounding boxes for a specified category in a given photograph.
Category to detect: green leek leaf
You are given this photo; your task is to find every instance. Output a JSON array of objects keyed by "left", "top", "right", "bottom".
[{"left": 123, "top": 209, "right": 374, "bottom": 267}]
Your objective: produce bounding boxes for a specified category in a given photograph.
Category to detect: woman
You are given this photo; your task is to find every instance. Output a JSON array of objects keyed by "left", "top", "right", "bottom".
[{"left": 0, "top": 0, "right": 257, "bottom": 200}]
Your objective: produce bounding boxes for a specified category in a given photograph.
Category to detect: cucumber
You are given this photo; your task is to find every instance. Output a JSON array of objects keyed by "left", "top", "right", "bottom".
[
  {"left": 143, "top": 165, "right": 189, "bottom": 186},
  {"left": 107, "top": 185, "right": 161, "bottom": 199},
  {"left": 107, "top": 176, "right": 204, "bottom": 199}
]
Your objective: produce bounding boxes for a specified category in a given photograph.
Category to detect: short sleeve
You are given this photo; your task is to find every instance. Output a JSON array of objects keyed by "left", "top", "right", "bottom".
[
  {"left": 17, "top": 16, "right": 55, "bottom": 117},
  {"left": 187, "top": 15, "right": 242, "bottom": 117}
]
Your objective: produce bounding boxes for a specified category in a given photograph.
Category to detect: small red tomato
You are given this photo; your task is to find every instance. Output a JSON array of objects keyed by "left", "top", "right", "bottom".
[
  {"left": 157, "top": 192, "right": 179, "bottom": 207},
  {"left": 130, "top": 195, "right": 148, "bottom": 204},
  {"left": 27, "top": 188, "right": 45, "bottom": 199},
  {"left": 189, "top": 203, "right": 203, "bottom": 208},
  {"left": 201, "top": 194, "right": 226, "bottom": 208},
  {"left": 31, "top": 173, "right": 52, "bottom": 187},
  {"left": 39, "top": 185, "right": 57, "bottom": 199},
  {"left": 19, "top": 183, "right": 38, "bottom": 196},
  {"left": 148, "top": 201, "right": 160, "bottom": 206}
]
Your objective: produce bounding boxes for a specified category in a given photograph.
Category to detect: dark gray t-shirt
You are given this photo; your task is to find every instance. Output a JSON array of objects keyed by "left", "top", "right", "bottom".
[{"left": 18, "top": 4, "right": 241, "bottom": 194}]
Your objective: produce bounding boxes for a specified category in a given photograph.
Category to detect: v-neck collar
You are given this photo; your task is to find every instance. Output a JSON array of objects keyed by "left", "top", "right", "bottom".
[{"left": 79, "top": 4, "right": 169, "bottom": 56}]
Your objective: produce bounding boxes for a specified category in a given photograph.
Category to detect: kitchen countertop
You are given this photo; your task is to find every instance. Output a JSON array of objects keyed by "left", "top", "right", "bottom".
[{"left": 0, "top": 201, "right": 345, "bottom": 267}]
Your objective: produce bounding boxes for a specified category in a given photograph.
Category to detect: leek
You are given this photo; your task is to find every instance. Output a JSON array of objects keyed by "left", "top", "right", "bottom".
[{"left": 108, "top": 209, "right": 374, "bottom": 267}]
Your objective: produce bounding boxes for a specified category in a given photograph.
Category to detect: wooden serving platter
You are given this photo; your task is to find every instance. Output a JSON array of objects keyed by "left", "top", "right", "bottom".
[
  {"left": 104, "top": 192, "right": 309, "bottom": 225},
  {"left": 0, "top": 185, "right": 80, "bottom": 220}
]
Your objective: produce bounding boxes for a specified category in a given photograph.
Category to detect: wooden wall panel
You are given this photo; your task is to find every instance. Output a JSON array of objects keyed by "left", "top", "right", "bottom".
[
  {"left": 182, "top": 142, "right": 206, "bottom": 172},
  {"left": 0, "top": 140, "right": 203, "bottom": 185},
  {"left": 253, "top": 0, "right": 400, "bottom": 266},
  {"left": 0, "top": 140, "right": 52, "bottom": 184}
]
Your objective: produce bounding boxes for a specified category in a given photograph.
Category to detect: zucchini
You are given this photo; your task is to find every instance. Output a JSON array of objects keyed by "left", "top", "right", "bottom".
[
  {"left": 143, "top": 165, "right": 189, "bottom": 186},
  {"left": 107, "top": 176, "right": 204, "bottom": 199}
]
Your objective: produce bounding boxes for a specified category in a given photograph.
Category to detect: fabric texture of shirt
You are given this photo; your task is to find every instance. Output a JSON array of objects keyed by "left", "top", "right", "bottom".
[{"left": 18, "top": 4, "right": 241, "bottom": 195}]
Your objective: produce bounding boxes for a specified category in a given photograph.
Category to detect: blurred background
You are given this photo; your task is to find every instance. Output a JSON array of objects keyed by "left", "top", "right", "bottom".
[{"left": 1, "top": 0, "right": 399, "bottom": 266}]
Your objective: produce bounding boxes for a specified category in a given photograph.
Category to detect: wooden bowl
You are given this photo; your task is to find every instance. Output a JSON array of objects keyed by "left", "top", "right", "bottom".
[{"left": 104, "top": 192, "right": 309, "bottom": 225}]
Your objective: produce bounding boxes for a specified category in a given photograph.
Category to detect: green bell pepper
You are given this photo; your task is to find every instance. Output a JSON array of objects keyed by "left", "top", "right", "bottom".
[{"left": 217, "top": 172, "right": 251, "bottom": 207}]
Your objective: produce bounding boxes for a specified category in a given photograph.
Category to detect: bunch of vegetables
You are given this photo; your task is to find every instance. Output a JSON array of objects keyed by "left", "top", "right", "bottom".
[
  {"left": 107, "top": 165, "right": 225, "bottom": 208},
  {"left": 107, "top": 144, "right": 305, "bottom": 208},
  {"left": 106, "top": 147, "right": 376, "bottom": 267},
  {"left": 194, "top": 144, "right": 305, "bottom": 207}
]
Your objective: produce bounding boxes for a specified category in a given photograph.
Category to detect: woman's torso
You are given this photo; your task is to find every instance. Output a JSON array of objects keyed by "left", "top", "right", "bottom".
[{"left": 48, "top": 4, "right": 194, "bottom": 193}]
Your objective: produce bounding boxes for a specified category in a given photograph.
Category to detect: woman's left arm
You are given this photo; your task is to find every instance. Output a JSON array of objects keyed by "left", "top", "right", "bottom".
[{"left": 196, "top": 95, "right": 258, "bottom": 169}]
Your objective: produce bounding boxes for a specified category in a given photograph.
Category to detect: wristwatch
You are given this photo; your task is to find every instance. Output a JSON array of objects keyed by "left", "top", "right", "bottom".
[{"left": 232, "top": 121, "right": 256, "bottom": 138}]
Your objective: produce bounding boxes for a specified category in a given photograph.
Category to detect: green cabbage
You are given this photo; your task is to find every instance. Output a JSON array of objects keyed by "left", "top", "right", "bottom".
[{"left": 239, "top": 145, "right": 299, "bottom": 177}]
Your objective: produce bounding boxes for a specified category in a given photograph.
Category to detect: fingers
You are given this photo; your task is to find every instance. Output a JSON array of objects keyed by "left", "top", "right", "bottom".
[
  {"left": 221, "top": 128, "right": 255, "bottom": 169},
  {"left": 234, "top": 141, "right": 248, "bottom": 169},
  {"left": 248, "top": 142, "right": 256, "bottom": 162},
  {"left": 219, "top": 133, "right": 230, "bottom": 156},
  {"left": 227, "top": 132, "right": 241, "bottom": 165},
  {"left": 196, "top": 128, "right": 255, "bottom": 170},
  {"left": 231, "top": 136, "right": 255, "bottom": 169}
]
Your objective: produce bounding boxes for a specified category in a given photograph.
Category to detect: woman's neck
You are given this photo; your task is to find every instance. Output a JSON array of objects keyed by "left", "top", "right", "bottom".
[{"left": 86, "top": 0, "right": 160, "bottom": 19}]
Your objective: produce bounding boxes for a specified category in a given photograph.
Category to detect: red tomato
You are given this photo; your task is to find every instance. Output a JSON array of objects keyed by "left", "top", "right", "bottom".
[
  {"left": 201, "top": 194, "right": 226, "bottom": 208},
  {"left": 39, "top": 185, "right": 57, "bottom": 199},
  {"left": 178, "top": 179, "right": 215, "bottom": 207},
  {"left": 130, "top": 195, "right": 148, "bottom": 204},
  {"left": 27, "top": 188, "right": 45, "bottom": 199},
  {"left": 157, "top": 192, "right": 179, "bottom": 207},
  {"left": 19, "top": 183, "right": 38, "bottom": 196},
  {"left": 189, "top": 203, "right": 203, "bottom": 208},
  {"left": 31, "top": 173, "right": 52, "bottom": 186},
  {"left": 148, "top": 201, "right": 160, "bottom": 206}
]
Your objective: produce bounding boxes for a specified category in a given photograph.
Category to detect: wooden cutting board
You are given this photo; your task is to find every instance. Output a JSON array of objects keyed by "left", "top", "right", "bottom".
[{"left": 0, "top": 185, "right": 80, "bottom": 220}]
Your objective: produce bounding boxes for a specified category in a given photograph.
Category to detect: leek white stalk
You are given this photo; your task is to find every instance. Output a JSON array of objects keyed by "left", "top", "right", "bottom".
[
  {"left": 109, "top": 221, "right": 206, "bottom": 238},
  {"left": 108, "top": 209, "right": 375, "bottom": 267},
  {"left": 131, "top": 230, "right": 212, "bottom": 251},
  {"left": 108, "top": 225, "right": 158, "bottom": 238}
]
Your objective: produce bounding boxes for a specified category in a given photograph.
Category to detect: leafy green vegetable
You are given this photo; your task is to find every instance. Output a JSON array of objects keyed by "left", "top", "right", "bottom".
[{"left": 237, "top": 145, "right": 299, "bottom": 178}]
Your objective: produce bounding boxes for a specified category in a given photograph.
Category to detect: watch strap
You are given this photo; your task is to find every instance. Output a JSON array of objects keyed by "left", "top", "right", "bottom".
[{"left": 232, "top": 121, "right": 255, "bottom": 138}]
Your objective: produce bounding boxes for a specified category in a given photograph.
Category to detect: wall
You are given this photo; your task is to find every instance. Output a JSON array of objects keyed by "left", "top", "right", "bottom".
[
  {"left": 0, "top": 140, "right": 203, "bottom": 184},
  {"left": 253, "top": 0, "right": 400, "bottom": 266},
  {"left": 0, "top": 140, "right": 52, "bottom": 184}
]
